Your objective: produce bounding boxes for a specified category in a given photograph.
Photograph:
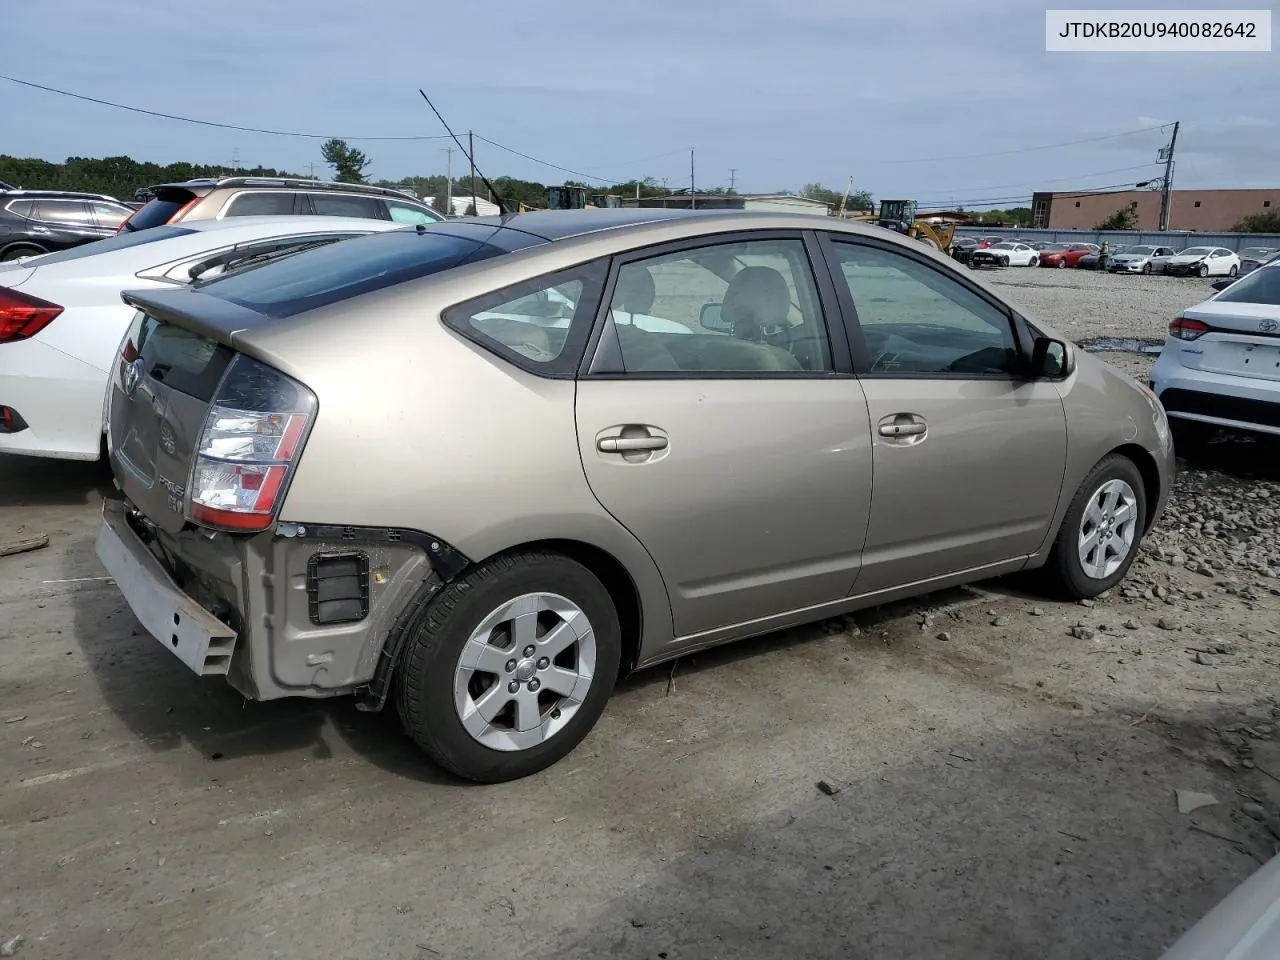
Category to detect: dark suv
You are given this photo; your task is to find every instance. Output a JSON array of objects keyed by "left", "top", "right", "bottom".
[
  {"left": 121, "top": 177, "right": 444, "bottom": 233},
  {"left": 0, "top": 190, "right": 134, "bottom": 261}
]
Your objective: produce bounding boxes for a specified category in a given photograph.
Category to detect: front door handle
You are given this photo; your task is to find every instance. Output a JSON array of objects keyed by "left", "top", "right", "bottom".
[
  {"left": 878, "top": 421, "right": 926, "bottom": 438},
  {"left": 598, "top": 435, "right": 668, "bottom": 453},
  {"left": 877, "top": 413, "right": 928, "bottom": 442}
]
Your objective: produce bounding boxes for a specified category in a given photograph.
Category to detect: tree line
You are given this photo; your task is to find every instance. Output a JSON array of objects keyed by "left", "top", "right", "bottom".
[{"left": 2, "top": 142, "right": 877, "bottom": 215}]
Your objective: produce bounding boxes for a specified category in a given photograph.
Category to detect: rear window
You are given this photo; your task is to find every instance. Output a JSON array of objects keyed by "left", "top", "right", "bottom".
[
  {"left": 310, "top": 194, "right": 384, "bottom": 219},
  {"left": 125, "top": 193, "right": 195, "bottom": 232},
  {"left": 1214, "top": 266, "right": 1280, "bottom": 307},
  {"left": 223, "top": 192, "right": 299, "bottom": 217},
  {"left": 17, "top": 225, "right": 197, "bottom": 265},
  {"left": 198, "top": 229, "right": 508, "bottom": 318}
]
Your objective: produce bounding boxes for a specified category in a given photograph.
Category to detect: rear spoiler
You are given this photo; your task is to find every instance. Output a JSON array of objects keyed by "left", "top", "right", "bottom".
[{"left": 120, "top": 288, "right": 272, "bottom": 351}]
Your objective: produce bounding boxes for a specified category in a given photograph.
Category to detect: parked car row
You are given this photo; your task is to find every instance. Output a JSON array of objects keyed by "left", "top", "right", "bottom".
[
  {"left": 952, "top": 236, "right": 1261, "bottom": 277},
  {"left": 1, "top": 178, "right": 443, "bottom": 264}
]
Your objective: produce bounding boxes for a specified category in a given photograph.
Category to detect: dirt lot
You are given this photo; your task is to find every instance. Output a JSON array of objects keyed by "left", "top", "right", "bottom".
[{"left": 3, "top": 267, "right": 1279, "bottom": 960}]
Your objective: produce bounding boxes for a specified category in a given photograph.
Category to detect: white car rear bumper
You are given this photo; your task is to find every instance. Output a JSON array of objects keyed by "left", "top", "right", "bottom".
[
  {"left": 0, "top": 336, "right": 109, "bottom": 460},
  {"left": 1151, "top": 348, "right": 1280, "bottom": 437}
]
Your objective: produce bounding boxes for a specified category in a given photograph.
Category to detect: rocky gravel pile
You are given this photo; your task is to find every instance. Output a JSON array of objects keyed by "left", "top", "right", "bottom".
[
  {"left": 1144, "top": 470, "right": 1280, "bottom": 583},
  {"left": 987, "top": 268, "right": 1213, "bottom": 341}
]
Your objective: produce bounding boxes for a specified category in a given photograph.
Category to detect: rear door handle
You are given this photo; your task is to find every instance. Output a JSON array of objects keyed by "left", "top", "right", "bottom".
[
  {"left": 597, "top": 435, "right": 668, "bottom": 453},
  {"left": 878, "top": 421, "right": 926, "bottom": 438}
]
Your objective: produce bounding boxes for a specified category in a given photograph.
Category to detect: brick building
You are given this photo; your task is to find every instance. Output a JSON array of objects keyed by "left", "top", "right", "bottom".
[{"left": 1031, "top": 188, "right": 1277, "bottom": 232}]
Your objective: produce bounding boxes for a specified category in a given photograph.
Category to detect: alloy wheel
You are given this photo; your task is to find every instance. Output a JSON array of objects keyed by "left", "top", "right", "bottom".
[
  {"left": 1077, "top": 479, "right": 1139, "bottom": 580},
  {"left": 453, "top": 592, "right": 596, "bottom": 752}
]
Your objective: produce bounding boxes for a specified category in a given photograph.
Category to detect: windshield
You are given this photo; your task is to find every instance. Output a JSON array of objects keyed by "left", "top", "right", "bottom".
[
  {"left": 1181, "top": 247, "right": 1212, "bottom": 257},
  {"left": 1213, "top": 265, "right": 1280, "bottom": 306},
  {"left": 5, "top": 225, "right": 197, "bottom": 266},
  {"left": 990, "top": 243, "right": 1015, "bottom": 250},
  {"left": 1240, "top": 247, "right": 1275, "bottom": 259},
  {"left": 1125, "top": 246, "right": 1157, "bottom": 256},
  {"left": 1041, "top": 244, "right": 1066, "bottom": 252},
  {"left": 1109, "top": 245, "right": 1130, "bottom": 255}
]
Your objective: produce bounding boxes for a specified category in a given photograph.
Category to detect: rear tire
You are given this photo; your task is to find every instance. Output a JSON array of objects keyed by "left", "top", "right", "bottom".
[
  {"left": 1029, "top": 257, "right": 1039, "bottom": 267},
  {"left": 396, "top": 550, "right": 621, "bottom": 783},
  {"left": 1057, "top": 259, "right": 1066, "bottom": 268},
  {"left": 1229, "top": 264, "right": 1238, "bottom": 278},
  {"left": 1044, "top": 454, "right": 1147, "bottom": 600},
  {"left": 0, "top": 245, "right": 44, "bottom": 262}
]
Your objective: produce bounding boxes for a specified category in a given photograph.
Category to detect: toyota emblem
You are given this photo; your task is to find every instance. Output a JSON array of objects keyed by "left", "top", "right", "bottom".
[
  {"left": 1259, "top": 318, "right": 1279, "bottom": 334},
  {"left": 123, "top": 358, "right": 144, "bottom": 397}
]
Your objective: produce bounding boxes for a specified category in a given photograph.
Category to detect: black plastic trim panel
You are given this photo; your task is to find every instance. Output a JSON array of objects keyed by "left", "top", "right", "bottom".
[{"left": 282, "top": 523, "right": 470, "bottom": 581}]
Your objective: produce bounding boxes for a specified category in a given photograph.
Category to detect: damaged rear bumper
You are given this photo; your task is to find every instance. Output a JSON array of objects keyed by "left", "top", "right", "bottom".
[{"left": 95, "top": 499, "right": 464, "bottom": 706}]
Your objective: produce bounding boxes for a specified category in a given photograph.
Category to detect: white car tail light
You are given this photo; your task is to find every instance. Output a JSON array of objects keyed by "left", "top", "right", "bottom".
[
  {"left": 1169, "top": 317, "right": 1210, "bottom": 341},
  {"left": 188, "top": 355, "right": 316, "bottom": 532}
]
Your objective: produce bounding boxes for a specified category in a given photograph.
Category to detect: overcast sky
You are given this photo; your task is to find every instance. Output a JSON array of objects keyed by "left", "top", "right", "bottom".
[{"left": 4, "top": 0, "right": 1276, "bottom": 206}]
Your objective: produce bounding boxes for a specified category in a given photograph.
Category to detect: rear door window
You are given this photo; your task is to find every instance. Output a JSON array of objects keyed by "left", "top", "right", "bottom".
[
  {"left": 35, "top": 200, "right": 94, "bottom": 224},
  {"left": 223, "top": 192, "right": 300, "bottom": 217},
  {"left": 309, "top": 194, "right": 384, "bottom": 219},
  {"left": 199, "top": 229, "right": 509, "bottom": 318}
]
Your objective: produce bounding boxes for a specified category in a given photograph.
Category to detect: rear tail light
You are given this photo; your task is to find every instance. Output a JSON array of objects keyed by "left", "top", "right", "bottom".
[
  {"left": 187, "top": 356, "right": 316, "bottom": 532},
  {"left": 0, "top": 405, "right": 28, "bottom": 433},
  {"left": 1169, "top": 317, "right": 1210, "bottom": 341},
  {"left": 0, "top": 287, "right": 63, "bottom": 344}
]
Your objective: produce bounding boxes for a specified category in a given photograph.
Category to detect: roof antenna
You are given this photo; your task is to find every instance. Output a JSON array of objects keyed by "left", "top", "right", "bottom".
[{"left": 417, "top": 88, "right": 510, "bottom": 216}]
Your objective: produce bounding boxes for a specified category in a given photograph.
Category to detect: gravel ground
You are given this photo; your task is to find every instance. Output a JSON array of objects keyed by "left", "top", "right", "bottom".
[{"left": 3, "top": 266, "right": 1279, "bottom": 960}]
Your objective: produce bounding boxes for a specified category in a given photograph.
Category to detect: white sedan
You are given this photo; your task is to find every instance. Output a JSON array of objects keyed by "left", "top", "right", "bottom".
[
  {"left": 1162, "top": 246, "right": 1241, "bottom": 278},
  {"left": 1150, "top": 261, "right": 1280, "bottom": 445},
  {"left": 0, "top": 216, "right": 401, "bottom": 461},
  {"left": 968, "top": 241, "right": 1040, "bottom": 268}
]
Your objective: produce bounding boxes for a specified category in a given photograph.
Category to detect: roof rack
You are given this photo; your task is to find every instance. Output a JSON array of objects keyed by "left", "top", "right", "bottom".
[
  {"left": 147, "top": 177, "right": 422, "bottom": 200},
  {"left": 0, "top": 188, "right": 123, "bottom": 202}
]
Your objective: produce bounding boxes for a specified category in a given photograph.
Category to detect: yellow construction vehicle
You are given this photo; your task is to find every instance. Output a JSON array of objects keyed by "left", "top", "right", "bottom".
[{"left": 853, "top": 200, "right": 956, "bottom": 254}]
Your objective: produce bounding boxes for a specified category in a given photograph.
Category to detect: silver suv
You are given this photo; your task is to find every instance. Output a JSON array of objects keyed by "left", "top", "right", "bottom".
[{"left": 121, "top": 177, "right": 443, "bottom": 233}]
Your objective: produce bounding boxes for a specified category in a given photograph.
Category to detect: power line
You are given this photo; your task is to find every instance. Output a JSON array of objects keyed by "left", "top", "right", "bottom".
[
  {"left": 0, "top": 74, "right": 454, "bottom": 141},
  {"left": 472, "top": 134, "right": 622, "bottom": 184},
  {"left": 858, "top": 123, "right": 1170, "bottom": 164},
  {"left": 909, "top": 163, "right": 1162, "bottom": 201}
]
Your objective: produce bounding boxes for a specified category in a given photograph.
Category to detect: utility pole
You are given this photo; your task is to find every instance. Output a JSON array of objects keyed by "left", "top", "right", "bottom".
[
  {"left": 1158, "top": 121, "right": 1179, "bottom": 231},
  {"left": 729, "top": 168, "right": 736, "bottom": 192},
  {"left": 231, "top": 147, "right": 240, "bottom": 172},
  {"left": 443, "top": 147, "right": 454, "bottom": 214},
  {"left": 468, "top": 131, "right": 477, "bottom": 213},
  {"left": 690, "top": 148, "right": 695, "bottom": 210},
  {"left": 307, "top": 161, "right": 317, "bottom": 180}
]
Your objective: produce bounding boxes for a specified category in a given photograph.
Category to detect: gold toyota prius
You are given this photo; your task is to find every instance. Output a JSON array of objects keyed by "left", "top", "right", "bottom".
[{"left": 96, "top": 210, "right": 1175, "bottom": 782}]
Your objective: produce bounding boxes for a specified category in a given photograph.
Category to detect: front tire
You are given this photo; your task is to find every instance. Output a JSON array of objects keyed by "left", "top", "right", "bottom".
[
  {"left": 396, "top": 550, "right": 621, "bottom": 783},
  {"left": 1198, "top": 264, "right": 1209, "bottom": 278},
  {"left": 1045, "top": 455, "right": 1147, "bottom": 599},
  {"left": 1142, "top": 262, "right": 1152, "bottom": 274},
  {"left": 0, "top": 245, "right": 45, "bottom": 262}
]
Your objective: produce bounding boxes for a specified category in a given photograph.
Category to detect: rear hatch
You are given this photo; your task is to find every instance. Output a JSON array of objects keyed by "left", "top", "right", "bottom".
[
  {"left": 106, "top": 289, "right": 301, "bottom": 535},
  {"left": 121, "top": 186, "right": 204, "bottom": 233}
]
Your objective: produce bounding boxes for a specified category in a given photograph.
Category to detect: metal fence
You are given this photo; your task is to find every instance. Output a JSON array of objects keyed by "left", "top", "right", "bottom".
[{"left": 954, "top": 227, "right": 1280, "bottom": 253}]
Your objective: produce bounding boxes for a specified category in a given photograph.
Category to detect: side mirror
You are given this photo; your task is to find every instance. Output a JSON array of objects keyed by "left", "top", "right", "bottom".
[
  {"left": 1030, "top": 336, "right": 1074, "bottom": 379},
  {"left": 699, "top": 301, "right": 730, "bottom": 332},
  {"left": 1211, "top": 278, "right": 1235, "bottom": 291}
]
